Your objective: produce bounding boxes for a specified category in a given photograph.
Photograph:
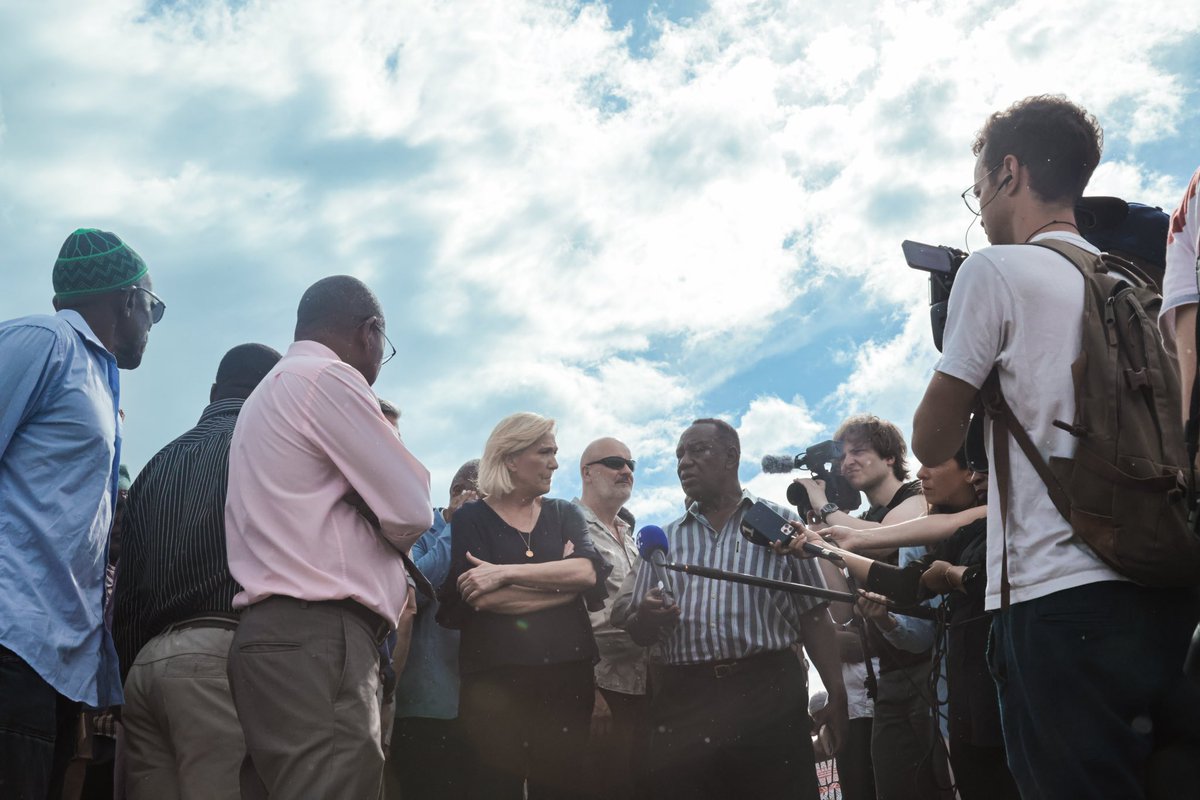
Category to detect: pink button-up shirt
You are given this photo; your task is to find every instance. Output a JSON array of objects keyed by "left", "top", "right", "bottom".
[{"left": 225, "top": 340, "right": 433, "bottom": 626}]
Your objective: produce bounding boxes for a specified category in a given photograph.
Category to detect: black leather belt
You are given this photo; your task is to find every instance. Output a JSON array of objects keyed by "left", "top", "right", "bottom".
[
  {"left": 302, "top": 598, "right": 392, "bottom": 645},
  {"left": 666, "top": 648, "right": 794, "bottom": 680},
  {"left": 163, "top": 613, "right": 239, "bottom": 634}
]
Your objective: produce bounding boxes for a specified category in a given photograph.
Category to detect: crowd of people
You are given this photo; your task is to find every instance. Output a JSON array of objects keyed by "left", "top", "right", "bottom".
[{"left": 2, "top": 94, "right": 1199, "bottom": 800}]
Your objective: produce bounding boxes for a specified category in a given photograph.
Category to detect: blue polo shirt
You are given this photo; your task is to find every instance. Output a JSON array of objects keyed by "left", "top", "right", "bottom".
[
  {"left": 396, "top": 509, "right": 460, "bottom": 720},
  {"left": 0, "top": 310, "right": 124, "bottom": 707}
]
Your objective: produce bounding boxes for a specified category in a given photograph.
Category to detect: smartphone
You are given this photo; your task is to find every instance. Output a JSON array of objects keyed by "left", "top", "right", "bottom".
[{"left": 741, "top": 501, "right": 797, "bottom": 547}]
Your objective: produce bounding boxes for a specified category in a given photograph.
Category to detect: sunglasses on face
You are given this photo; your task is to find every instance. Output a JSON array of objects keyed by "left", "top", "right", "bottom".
[
  {"left": 128, "top": 285, "right": 166, "bottom": 324},
  {"left": 586, "top": 456, "right": 636, "bottom": 472}
]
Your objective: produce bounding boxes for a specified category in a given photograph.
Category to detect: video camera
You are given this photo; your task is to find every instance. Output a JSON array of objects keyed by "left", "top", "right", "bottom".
[
  {"left": 760, "top": 440, "right": 862, "bottom": 518},
  {"left": 902, "top": 240, "right": 967, "bottom": 353},
  {"left": 904, "top": 197, "right": 1170, "bottom": 352}
]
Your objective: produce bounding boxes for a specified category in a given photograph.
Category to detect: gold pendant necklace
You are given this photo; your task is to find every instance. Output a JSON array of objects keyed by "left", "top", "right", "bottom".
[{"left": 516, "top": 528, "right": 534, "bottom": 558}]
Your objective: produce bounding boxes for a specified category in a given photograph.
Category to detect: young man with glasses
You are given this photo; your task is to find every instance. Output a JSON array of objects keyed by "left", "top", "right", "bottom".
[
  {"left": 0, "top": 228, "right": 161, "bottom": 798},
  {"left": 574, "top": 438, "right": 645, "bottom": 800},
  {"left": 913, "top": 95, "right": 1200, "bottom": 798}
]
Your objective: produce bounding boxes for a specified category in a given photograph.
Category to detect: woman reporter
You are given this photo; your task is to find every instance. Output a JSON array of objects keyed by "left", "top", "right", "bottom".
[
  {"left": 780, "top": 448, "right": 1018, "bottom": 800},
  {"left": 438, "top": 412, "right": 611, "bottom": 800}
]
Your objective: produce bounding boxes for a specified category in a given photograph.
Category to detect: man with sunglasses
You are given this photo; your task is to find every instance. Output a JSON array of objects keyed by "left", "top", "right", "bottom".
[
  {"left": 0, "top": 228, "right": 162, "bottom": 798},
  {"left": 573, "top": 439, "right": 645, "bottom": 800},
  {"left": 913, "top": 96, "right": 1199, "bottom": 798},
  {"left": 224, "top": 275, "right": 432, "bottom": 800}
]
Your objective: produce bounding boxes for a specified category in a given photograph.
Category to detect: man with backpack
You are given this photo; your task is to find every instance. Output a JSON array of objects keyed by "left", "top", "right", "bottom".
[{"left": 911, "top": 95, "right": 1200, "bottom": 799}]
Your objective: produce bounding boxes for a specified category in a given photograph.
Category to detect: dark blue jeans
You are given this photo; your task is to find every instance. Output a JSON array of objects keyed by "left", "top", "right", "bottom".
[
  {"left": 0, "top": 645, "right": 79, "bottom": 800},
  {"left": 988, "top": 581, "right": 1200, "bottom": 800}
]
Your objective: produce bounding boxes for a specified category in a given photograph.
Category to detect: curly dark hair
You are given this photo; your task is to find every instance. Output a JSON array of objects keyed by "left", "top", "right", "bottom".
[
  {"left": 833, "top": 414, "right": 909, "bottom": 481},
  {"left": 973, "top": 95, "right": 1103, "bottom": 205}
]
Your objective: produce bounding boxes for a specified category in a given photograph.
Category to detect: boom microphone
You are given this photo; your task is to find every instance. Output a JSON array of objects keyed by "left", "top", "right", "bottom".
[
  {"left": 761, "top": 454, "right": 800, "bottom": 474},
  {"left": 636, "top": 525, "right": 677, "bottom": 609}
]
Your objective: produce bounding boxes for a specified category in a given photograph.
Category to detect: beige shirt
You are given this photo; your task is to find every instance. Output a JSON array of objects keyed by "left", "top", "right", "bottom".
[{"left": 573, "top": 498, "right": 648, "bottom": 695}]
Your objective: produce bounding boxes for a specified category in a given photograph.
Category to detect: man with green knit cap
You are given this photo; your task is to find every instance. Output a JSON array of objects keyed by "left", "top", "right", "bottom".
[{"left": 0, "top": 228, "right": 163, "bottom": 799}]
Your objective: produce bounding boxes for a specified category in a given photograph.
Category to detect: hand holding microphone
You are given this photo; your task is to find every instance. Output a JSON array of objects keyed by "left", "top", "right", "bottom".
[
  {"left": 636, "top": 525, "right": 682, "bottom": 617},
  {"left": 771, "top": 519, "right": 844, "bottom": 561}
]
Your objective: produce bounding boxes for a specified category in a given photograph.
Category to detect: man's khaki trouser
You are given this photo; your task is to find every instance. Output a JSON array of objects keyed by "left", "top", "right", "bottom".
[{"left": 123, "top": 624, "right": 244, "bottom": 800}]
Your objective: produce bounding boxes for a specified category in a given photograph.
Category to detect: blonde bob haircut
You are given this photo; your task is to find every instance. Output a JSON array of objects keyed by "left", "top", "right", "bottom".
[{"left": 477, "top": 412, "right": 557, "bottom": 497}]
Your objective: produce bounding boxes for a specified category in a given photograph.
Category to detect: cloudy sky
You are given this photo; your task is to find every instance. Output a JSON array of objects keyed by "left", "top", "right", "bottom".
[{"left": 2, "top": 0, "right": 1198, "bottom": 526}]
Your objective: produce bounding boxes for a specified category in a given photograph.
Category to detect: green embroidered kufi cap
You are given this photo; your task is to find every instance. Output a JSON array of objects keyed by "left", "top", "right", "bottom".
[{"left": 52, "top": 228, "right": 148, "bottom": 300}]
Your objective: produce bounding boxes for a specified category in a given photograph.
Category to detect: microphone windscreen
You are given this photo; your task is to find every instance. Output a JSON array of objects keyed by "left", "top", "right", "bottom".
[
  {"left": 636, "top": 525, "right": 669, "bottom": 559},
  {"left": 760, "top": 454, "right": 797, "bottom": 474}
]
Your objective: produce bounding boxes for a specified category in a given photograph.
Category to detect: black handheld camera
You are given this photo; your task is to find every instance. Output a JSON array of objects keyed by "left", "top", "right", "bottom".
[
  {"left": 762, "top": 440, "right": 862, "bottom": 518},
  {"left": 902, "top": 240, "right": 968, "bottom": 352}
]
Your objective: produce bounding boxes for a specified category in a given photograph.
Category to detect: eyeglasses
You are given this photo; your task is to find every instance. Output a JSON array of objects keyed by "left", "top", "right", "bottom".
[
  {"left": 586, "top": 456, "right": 636, "bottom": 472},
  {"left": 961, "top": 163, "right": 1003, "bottom": 216},
  {"left": 128, "top": 285, "right": 165, "bottom": 324},
  {"left": 371, "top": 320, "right": 396, "bottom": 365}
]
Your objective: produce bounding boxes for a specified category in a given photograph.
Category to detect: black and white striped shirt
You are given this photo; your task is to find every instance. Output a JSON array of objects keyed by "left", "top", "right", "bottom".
[
  {"left": 625, "top": 490, "right": 828, "bottom": 665},
  {"left": 112, "top": 399, "right": 244, "bottom": 676}
]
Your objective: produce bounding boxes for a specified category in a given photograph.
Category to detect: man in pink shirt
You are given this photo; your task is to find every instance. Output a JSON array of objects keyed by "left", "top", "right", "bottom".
[{"left": 225, "top": 275, "right": 433, "bottom": 800}]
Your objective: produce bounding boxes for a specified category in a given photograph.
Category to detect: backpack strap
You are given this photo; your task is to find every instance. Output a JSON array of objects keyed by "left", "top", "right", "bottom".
[
  {"left": 980, "top": 368, "right": 1073, "bottom": 608},
  {"left": 1028, "top": 237, "right": 1102, "bottom": 278},
  {"left": 980, "top": 369, "right": 1072, "bottom": 519},
  {"left": 1188, "top": 298, "right": 1200, "bottom": 521},
  {"left": 981, "top": 370, "right": 1013, "bottom": 609}
]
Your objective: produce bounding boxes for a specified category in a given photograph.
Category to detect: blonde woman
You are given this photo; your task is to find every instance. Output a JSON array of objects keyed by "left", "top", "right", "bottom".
[{"left": 438, "top": 412, "right": 610, "bottom": 800}]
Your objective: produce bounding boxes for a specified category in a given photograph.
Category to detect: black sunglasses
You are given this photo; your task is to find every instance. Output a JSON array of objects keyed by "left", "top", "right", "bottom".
[
  {"left": 586, "top": 456, "right": 636, "bottom": 472},
  {"left": 128, "top": 285, "right": 165, "bottom": 324}
]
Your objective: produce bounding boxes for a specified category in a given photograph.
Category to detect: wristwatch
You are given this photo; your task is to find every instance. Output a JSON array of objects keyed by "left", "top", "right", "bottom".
[{"left": 818, "top": 502, "right": 838, "bottom": 523}]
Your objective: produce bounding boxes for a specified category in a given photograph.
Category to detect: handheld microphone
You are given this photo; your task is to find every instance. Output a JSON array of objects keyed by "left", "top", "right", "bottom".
[
  {"left": 761, "top": 454, "right": 800, "bottom": 474},
  {"left": 636, "top": 525, "right": 677, "bottom": 609}
]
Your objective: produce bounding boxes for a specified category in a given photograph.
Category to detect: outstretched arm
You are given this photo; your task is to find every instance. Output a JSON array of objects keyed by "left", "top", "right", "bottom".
[{"left": 824, "top": 506, "right": 986, "bottom": 554}]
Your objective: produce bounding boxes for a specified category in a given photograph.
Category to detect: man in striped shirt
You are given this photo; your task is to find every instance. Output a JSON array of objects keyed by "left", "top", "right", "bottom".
[
  {"left": 613, "top": 418, "right": 847, "bottom": 800},
  {"left": 113, "top": 343, "right": 281, "bottom": 800}
]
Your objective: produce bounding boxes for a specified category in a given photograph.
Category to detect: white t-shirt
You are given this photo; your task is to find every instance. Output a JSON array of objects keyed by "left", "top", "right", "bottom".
[
  {"left": 1159, "top": 167, "right": 1200, "bottom": 349},
  {"left": 936, "top": 231, "right": 1125, "bottom": 611}
]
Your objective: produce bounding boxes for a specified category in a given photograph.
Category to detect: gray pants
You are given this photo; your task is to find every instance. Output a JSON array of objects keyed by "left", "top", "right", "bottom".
[
  {"left": 227, "top": 597, "right": 385, "bottom": 800},
  {"left": 870, "top": 661, "right": 952, "bottom": 800},
  {"left": 123, "top": 624, "right": 244, "bottom": 800}
]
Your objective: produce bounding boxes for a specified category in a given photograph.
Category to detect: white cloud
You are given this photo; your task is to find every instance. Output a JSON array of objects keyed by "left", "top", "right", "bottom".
[
  {"left": 829, "top": 310, "right": 940, "bottom": 446},
  {"left": 736, "top": 394, "right": 825, "bottom": 464},
  {"left": 0, "top": 0, "right": 1196, "bottom": 506}
]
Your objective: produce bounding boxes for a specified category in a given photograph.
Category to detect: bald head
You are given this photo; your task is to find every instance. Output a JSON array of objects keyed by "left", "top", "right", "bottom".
[
  {"left": 580, "top": 437, "right": 634, "bottom": 514},
  {"left": 295, "top": 275, "right": 383, "bottom": 339},
  {"left": 293, "top": 275, "right": 389, "bottom": 386},
  {"left": 580, "top": 438, "right": 630, "bottom": 472}
]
